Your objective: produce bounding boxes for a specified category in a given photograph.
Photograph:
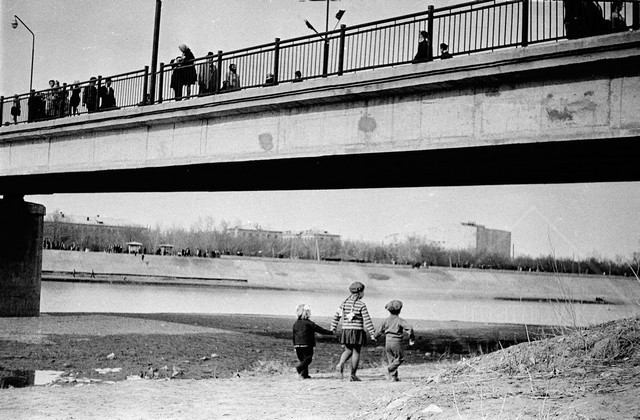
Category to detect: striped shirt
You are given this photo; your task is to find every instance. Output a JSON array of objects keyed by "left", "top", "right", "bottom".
[{"left": 331, "top": 297, "right": 375, "bottom": 335}]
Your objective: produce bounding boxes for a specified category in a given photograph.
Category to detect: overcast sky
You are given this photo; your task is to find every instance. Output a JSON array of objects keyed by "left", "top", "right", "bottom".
[{"left": 2, "top": 1, "right": 639, "bottom": 260}]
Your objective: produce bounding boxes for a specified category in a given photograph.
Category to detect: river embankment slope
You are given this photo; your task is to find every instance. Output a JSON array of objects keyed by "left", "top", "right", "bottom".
[{"left": 42, "top": 250, "right": 640, "bottom": 305}]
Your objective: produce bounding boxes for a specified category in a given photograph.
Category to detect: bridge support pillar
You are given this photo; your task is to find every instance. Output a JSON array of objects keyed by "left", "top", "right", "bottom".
[{"left": 0, "top": 196, "right": 45, "bottom": 317}]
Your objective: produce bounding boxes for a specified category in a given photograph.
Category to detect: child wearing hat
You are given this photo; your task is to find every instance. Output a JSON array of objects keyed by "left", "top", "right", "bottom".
[
  {"left": 375, "top": 300, "right": 415, "bottom": 382},
  {"left": 293, "top": 304, "right": 333, "bottom": 379}
]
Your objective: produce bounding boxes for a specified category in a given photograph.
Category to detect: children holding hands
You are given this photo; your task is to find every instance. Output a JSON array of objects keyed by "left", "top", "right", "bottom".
[{"left": 294, "top": 289, "right": 415, "bottom": 383}]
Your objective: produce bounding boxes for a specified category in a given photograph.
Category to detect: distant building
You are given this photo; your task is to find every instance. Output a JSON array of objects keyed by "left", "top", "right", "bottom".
[
  {"left": 283, "top": 229, "right": 341, "bottom": 244},
  {"left": 43, "top": 210, "right": 148, "bottom": 252},
  {"left": 425, "top": 222, "right": 511, "bottom": 258},
  {"left": 231, "top": 226, "right": 283, "bottom": 241},
  {"left": 283, "top": 229, "right": 341, "bottom": 260},
  {"left": 126, "top": 241, "right": 143, "bottom": 254},
  {"left": 158, "top": 244, "right": 174, "bottom": 256}
]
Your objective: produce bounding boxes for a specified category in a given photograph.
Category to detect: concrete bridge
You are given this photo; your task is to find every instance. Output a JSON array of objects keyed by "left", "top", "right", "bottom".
[{"left": 1, "top": 30, "right": 640, "bottom": 316}]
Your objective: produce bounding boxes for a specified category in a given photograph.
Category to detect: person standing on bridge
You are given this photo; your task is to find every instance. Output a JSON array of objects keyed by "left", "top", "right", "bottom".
[
  {"left": 331, "top": 282, "right": 376, "bottom": 382},
  {"left": 10, "top": 95, "right": 21, "bottom": 124},
  {"left": 45, "top": 79, "right": 56, "bottom": 117},
  {"left": 225, "top": 63, "right": 241, "bottom": 90},
  {"left": 69, "top": 81, "right": 81, "bottom": 116},
  {"left": 99, "top": 78, "right": 116, "bottom": 110},
  {"left": 198, "top": 51, "right": 217, "bottom": 95},
  {"left": 170, "top": 57, "right": 184, "bottom": 100},
  {"left": 82, "top": 77, "right": 99, "bottom": 113},
  {"left": 439, "top": 43, "right": 452, "bottom": 59},
  {"left": 178, "top": 44, "right": 197, "bottom": 98},
  {"left": 412, "top": 30, "right": 432, "bottom": 63},
  {"left": 611, "top": 1, "right": 627, "bottom": 32}
]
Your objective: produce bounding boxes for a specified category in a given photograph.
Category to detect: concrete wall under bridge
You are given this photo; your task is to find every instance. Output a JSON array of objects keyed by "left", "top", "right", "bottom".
[{"left": 1, "top": 32, "right": 640, "bottom": 194}]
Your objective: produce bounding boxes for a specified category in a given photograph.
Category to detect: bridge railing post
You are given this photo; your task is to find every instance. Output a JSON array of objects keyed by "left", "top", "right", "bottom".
[
  {"left": 322, "top": 39, "right": 329, "bottom": 77},
  {"left": 27, "top": 90, "right": 34, "bottom": 123},
  {"left": 522, "top": 0, "right": 529, "bottom": 46},
  {"left": 273, "top": 38, "right": 280, "bottom": 85},
  {"left": 143, "top": 66, "right": 149, "bottom": 105},
  {"left": 95, "top": 75, "right": 102, "bottom": 113},
  {"left": 215, "top": 51, "right": 223, "bottom": 94},
  {"left": 60, "top": 83, "right": 67, "bottom": 118},
  {"left": 0, "top": 96, "right": 4, "bottom": 126},
  {"left": 157, "top": 63, "right": 164, "bottom": 104},
  {"left": 338, "top": 24, "right": 346, "bottom": 76},
  {"left": 633, "top": 1, "right": 640, "bottom": 31},
  {"left": 427, "top": 5, "right": 434, "bottom": 61}
]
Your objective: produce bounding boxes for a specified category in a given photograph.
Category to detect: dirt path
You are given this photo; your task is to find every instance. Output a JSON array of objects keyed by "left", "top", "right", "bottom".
[
  {"left": 0, "top": 367, "right": 436, "bottom": 420},
  {"left": 3, "top": 361, "right": 638, "bottom": 420}
]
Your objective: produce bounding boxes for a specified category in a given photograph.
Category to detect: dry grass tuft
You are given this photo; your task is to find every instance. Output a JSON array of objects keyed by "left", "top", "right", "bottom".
[{"left": 243, "top": 359, "right": 291, "bottom": 376}]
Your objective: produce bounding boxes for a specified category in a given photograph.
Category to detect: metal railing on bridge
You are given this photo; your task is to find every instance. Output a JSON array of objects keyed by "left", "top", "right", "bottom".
[
  {"left": 1, "top": 68, "right": 149, "bottom": 126},
  {"left": 2, "top": 0, "right": 638, "bottom": 126}
]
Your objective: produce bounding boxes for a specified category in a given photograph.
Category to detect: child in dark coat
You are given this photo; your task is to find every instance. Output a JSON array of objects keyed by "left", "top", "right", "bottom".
[
  {"left": 375, "top": 300, "right": 415, "bottom": 382},
  {"left": 292, "top": 304, "right": 333, "bottom": 379}
]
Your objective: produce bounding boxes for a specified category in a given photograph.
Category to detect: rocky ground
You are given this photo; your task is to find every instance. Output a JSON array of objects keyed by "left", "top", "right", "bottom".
[{"left": 0, "top": 313, "right": 639, "bottom": 419}]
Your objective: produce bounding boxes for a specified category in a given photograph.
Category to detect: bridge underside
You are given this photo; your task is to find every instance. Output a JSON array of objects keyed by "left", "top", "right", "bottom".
[{"left": 2, "top": 136, "right": 638, "bottom": 195}]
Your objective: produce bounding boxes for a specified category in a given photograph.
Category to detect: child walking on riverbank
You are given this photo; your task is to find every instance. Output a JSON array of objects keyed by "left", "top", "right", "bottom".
[
  {"left": 375, "top": 300, "right": 415, "bottom": 382},
  {"left": 331, "top": 282, "right": 377, "bottom": 381},
  {"left": 292, "top": 304, "right": 333, "bottom": 379}
]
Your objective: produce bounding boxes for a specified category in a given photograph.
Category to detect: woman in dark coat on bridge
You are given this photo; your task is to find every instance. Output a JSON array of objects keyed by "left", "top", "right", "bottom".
[
  {"left": 412, "top": 30, "right": 432, "bottom": 63},
  {"left": 178, "top": 44, "right": 197, "bottom": 98}
]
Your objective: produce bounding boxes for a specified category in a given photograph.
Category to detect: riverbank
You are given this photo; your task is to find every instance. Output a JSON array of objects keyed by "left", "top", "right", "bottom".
[
  {"left": 42, "top": 249, "right": 640, "bottom": 304},
  {"left": 0, "top": 313, "right": 551, "bottom": 382},
  {"left": 1, "top": 313, "right": 638, "bottom": 419}
]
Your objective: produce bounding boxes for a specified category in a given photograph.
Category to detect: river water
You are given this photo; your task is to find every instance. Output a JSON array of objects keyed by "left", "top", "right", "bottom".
[{"left": 41, "top": 281, "right": 638, "bottom": 327}]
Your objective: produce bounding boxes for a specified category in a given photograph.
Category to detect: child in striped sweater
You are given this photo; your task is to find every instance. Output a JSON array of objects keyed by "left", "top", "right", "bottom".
[{"left": 331, "top": 282, "right": 376, "bottom": 381}]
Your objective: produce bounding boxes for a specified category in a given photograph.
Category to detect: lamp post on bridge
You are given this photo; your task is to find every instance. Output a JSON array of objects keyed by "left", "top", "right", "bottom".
[
  {"left": 148, "top": 0, "right": 162, "bottom": 104},
  {"left": 11, "top": 15, "right": 35, "bottom": 93},
  {"left": 304, "top": 0, "right": 345, "bottom": 76}
]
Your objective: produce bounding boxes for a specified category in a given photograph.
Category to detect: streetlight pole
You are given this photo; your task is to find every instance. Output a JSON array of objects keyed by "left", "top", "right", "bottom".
[
  {"left": 324, "top": 0, "right": 330, "bottom": 36},
  {"left": 11, "top": 15, "right": 35, "bottom": 93},
  {"left": 304, "top": 0, "right": 344, "bottom": 77},
  {"left": 148, "top": 0, "right": 162, "bottom": 104},
  {"left": 323, "top": 0, "right": 330, "bottom": 76}
]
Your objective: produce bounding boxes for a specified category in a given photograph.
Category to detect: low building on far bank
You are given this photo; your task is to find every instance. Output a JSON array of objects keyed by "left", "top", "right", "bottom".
[
  {"left": 425, "top": 222, "right": 511, "bottom": 259},
  {"left": 126, "top": 241, "right": 143, "bottom": 254},
  {"left": 283, "top": 229, "right": 342, "bottom": 260},
  {"left": 231, "top": 226, "right": 283, "bottom": 241},
  {"left": 43, "top": 210, "right": 149, "bottom": 252}
]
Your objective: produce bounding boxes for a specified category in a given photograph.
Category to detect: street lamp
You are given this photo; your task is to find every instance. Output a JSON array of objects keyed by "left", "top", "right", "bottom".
[
  {"left": 304, "top": 0, "right": 345, "bottom": 76},
  {"left": 148, "top": 0, "right": 162, "bottom": 104},
  {"left": 11, "top": 15, "right": 35, "bottom": 93}
]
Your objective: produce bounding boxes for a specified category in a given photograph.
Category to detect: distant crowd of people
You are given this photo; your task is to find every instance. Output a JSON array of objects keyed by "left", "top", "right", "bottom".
[{"left": 16, "top": 76, "right": 118, "bottom": 123}]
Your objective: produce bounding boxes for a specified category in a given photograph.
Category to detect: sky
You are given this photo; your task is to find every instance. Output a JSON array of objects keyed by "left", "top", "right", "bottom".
[{"left": 2, "top": 1, "right": 640, "bottom": 260}]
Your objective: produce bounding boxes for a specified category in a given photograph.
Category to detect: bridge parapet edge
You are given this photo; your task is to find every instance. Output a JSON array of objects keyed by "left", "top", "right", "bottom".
[{"left": 1, "top": 31, "right": 639, "bottom": 144}]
